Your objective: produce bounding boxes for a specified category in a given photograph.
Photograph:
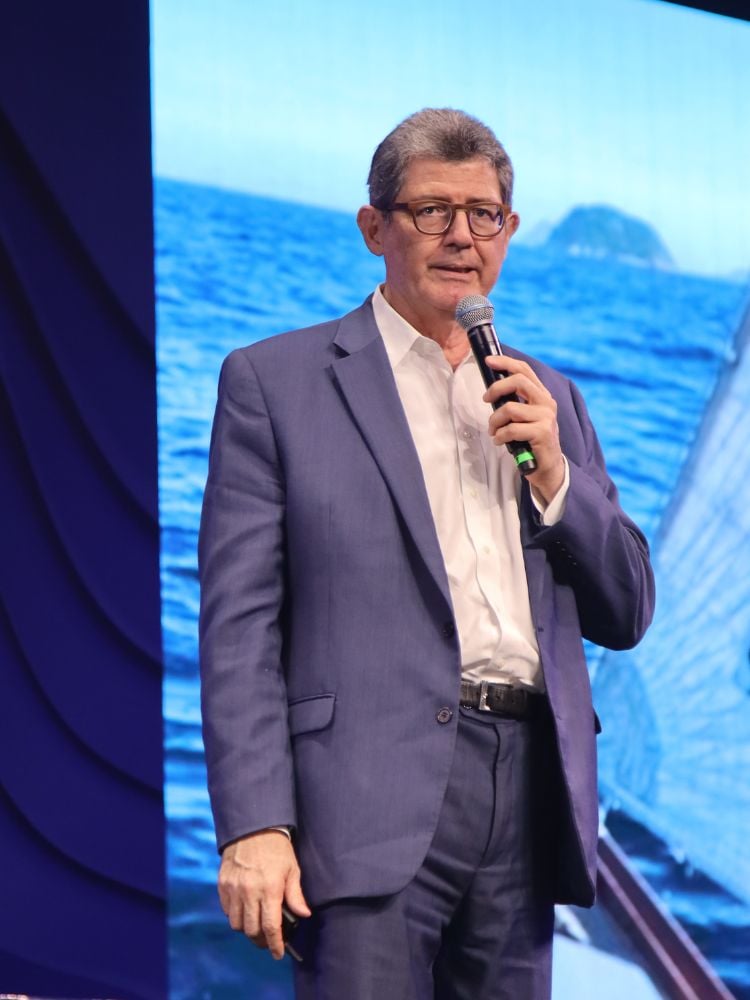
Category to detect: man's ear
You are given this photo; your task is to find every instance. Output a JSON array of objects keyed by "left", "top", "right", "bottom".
[
  {"left": 357, "top": 205, "right": 385, "bottom": 256},
  {"left": 506, "top": 211, "right": 521, "bottom": 238}
]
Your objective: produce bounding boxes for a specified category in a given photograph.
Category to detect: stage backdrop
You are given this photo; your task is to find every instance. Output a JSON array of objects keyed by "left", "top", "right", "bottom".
[
  {"left": 0, "top": 2, "right": 165, "bottom": 998},
  {"left": 152, "top": 0, "right": 750, "bottom": 996}
]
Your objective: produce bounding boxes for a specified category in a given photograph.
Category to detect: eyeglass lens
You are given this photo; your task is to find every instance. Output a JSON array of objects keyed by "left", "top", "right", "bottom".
[{"left": 413, "top": 202, "right": 504, "bottom": 236}]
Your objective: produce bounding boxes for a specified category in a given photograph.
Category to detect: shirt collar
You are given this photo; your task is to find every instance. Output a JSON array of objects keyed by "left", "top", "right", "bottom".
[{"left": 372, "top": 284, "right": 447, "bottom": 370}]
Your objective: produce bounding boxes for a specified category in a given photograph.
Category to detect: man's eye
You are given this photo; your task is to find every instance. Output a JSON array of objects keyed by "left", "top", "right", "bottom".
[
  {"left": 416, "top": 203, "right": 449, "bottom": 217},
  {"left": 472, "top": 206, "right": 496, "bottom": 219}
]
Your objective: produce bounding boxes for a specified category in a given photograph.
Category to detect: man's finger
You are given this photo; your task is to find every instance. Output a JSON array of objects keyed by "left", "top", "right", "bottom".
[
  {"left": 227, "top": 895, "right": 246, "bottom": 933},
  {"left": 484, "top": 356, "right": 548, "bottom": 396},
  {"left": 217, "top": 880, "right": 231, "bottom": 917},
  {"left": 485, "top": 353, "right": 539, "bottom": 380},
  {"left": 260, "top": 898, "right": 286, "bottom": 960},
  {"left": 284, "top": 877, "right": 312, "bottom": 918},
  {"left": 483, "top": 374, "right": 546, "bottom": 408},
  {"left": 243, "top": 900, "right": 266, "bottom": 944}
]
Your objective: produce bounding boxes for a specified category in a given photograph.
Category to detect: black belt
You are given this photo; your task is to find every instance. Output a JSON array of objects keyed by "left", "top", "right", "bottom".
[{"left": 459, "top": 680, "right": 544, "bottom": 720}]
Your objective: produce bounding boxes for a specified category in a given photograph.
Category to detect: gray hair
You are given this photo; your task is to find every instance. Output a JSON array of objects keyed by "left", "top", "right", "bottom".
[{"left": 367, "top": 108, "right": 514, "bottom": 209}]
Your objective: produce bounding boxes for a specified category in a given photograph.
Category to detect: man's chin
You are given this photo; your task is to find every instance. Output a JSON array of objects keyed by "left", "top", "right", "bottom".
[{"left": 432, "top": 279, "right": 484, "bottom": 313}]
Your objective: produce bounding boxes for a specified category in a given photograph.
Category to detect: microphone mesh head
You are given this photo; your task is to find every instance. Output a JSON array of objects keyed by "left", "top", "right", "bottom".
[{"left": 455, "top": 294, "right": 494, "bottom": 331}]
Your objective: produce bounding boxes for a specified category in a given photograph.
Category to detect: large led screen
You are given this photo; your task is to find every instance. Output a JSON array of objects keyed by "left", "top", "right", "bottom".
[{"left": 152, "top": 0, "right": 750, "bottom": 995}]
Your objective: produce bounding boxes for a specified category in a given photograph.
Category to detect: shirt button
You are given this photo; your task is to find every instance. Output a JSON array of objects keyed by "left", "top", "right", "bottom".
[
  {"left": 436, "top": 708, "right": 453, "bottom": 724},
  {"left": 442, "top": 621, "right": 455, "bottom": 639}
]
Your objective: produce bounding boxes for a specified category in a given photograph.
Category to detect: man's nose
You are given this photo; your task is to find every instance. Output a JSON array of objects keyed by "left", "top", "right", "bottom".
[{"left": 444, "top": 207, "right": 474, "bottom": 245}]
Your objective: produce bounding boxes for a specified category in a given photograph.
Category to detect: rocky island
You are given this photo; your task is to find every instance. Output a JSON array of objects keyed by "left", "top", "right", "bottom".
[{"left": 544, "top": 205, "right": 674, "bottom": 269}]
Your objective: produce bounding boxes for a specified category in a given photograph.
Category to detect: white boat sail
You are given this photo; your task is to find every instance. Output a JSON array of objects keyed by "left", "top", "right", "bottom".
[{"left": 594, "top": 288, "right": 750, "bottom": 907}]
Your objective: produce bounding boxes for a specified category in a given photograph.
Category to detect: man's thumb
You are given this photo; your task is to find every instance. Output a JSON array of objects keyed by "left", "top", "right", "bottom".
[{"left": 284, "top": 872, "right": 312, "bottom": 917}]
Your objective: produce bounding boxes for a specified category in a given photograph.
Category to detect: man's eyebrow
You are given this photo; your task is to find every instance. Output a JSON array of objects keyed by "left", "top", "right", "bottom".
[{"left": 402, "top": 194, "right": 500, "bottom": 203}]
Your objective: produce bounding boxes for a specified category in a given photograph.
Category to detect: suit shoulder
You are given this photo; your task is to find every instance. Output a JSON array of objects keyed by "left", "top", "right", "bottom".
[
  {"left": 228, "top": 297, "right": 373, "bottom": 368},
  {"left": 222, "top": 322, "right": 337, "bottom": 377}
]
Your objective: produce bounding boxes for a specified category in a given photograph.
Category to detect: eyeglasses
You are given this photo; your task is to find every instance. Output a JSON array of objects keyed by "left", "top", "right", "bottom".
[{"left": 386, "top": 199, "right": 511, "bottom": 238}]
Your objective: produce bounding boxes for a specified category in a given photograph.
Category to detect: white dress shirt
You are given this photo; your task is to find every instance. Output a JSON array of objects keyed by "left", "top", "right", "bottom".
[{"left": 373, "top": 285, "right": 569, "bottom": 692}]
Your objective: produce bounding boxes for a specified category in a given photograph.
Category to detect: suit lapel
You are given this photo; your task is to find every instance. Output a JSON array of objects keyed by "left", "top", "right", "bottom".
[{"left": 330, "top": 301, "right": 453, "bottom": 613}]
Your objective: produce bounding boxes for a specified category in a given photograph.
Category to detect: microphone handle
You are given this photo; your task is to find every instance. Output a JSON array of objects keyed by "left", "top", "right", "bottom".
[{"left": 467, "top": 324, "right": 537, "bottom": 476}]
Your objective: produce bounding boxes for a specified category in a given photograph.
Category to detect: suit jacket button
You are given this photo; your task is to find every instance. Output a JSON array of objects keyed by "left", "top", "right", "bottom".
[
  {"left": 442, "top": 621, "right": 455, "bottom": 638},
  {"left": 436, "top": 708, "right": 453, "bottom": 724}
]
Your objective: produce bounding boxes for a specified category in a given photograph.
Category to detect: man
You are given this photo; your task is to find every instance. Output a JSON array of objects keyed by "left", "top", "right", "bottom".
[{"left": 199, "top": 108, "right": 655, "bottom": 999}]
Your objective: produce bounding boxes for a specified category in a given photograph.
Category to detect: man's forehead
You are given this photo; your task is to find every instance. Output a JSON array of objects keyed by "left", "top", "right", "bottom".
[{"left": 397, "top": 156, "right": 502, "bottom": 198}]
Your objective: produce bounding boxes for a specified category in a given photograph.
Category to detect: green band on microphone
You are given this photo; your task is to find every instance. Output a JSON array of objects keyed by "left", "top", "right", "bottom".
[{"left": 514, "top": 451, "right": 535, "bottom": 466}]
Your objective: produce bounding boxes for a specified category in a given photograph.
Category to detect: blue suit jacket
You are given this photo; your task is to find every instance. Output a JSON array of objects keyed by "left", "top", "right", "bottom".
[{"left": 199, "top": 297, "right": 655, "bottom": 908}]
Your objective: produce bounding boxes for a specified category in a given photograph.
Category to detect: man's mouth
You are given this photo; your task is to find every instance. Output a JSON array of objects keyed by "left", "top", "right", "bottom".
[{"left": 433, "top": 264, "right": 476, "bottom": 274}]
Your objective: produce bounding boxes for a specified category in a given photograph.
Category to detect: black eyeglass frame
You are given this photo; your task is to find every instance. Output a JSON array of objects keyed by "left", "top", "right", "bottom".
[{"left": 384, "top": 199, "right": 513, "bottom": 239}]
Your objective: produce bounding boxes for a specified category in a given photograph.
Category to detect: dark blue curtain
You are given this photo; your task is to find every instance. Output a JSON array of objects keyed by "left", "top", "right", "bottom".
[{"left": 0, "top": 3, "right": 165, "bottom": 997}]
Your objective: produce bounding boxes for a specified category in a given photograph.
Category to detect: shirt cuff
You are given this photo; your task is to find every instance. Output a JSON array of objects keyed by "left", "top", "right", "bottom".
[
  {"left": 267, "top": 826, "right": 292, "bottom": 839},
  {"left": 531, "top": 457, "right": 570, "bottom": 526}
]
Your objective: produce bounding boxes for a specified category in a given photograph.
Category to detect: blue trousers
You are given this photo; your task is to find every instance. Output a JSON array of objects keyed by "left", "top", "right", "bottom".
[{"left": 293, "top": 706, "right": 557, "bottom": 999}]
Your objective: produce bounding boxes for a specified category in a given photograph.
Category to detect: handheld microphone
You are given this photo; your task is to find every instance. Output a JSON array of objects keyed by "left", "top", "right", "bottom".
[{"left": 455, "top": 294, "right": 537, "bottom": 476}]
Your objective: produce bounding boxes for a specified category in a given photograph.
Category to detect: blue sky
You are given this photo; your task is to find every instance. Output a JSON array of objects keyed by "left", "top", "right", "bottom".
[{"left": 151, "top": 0, "right": 750, "bottom": 276}]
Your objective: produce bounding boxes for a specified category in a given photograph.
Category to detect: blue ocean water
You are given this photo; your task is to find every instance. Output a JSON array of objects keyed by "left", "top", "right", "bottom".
[{"left": 155, "top": 176, "right": 749, "bottom": 998}]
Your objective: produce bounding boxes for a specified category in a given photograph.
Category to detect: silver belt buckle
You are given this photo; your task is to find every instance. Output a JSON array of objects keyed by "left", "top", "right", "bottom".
[{"left": 477, "top": 680, "right": 492, "bottom": 712}]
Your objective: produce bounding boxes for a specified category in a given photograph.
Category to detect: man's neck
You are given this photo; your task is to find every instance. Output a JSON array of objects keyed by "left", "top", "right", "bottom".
[
  {"left": 439, "top": 328, "right": 471, "bottom": 370},
  {"left": 381, "top": 285, "right": 470, "bottom": 370}
]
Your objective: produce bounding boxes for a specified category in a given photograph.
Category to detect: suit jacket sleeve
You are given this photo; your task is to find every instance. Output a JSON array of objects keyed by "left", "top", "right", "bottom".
[
  {"left": 527, "top": 373, "right": 655, "bottom": 650},
  {"left": 198, "top": 348, "right": 295, "bottom": 850}
]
